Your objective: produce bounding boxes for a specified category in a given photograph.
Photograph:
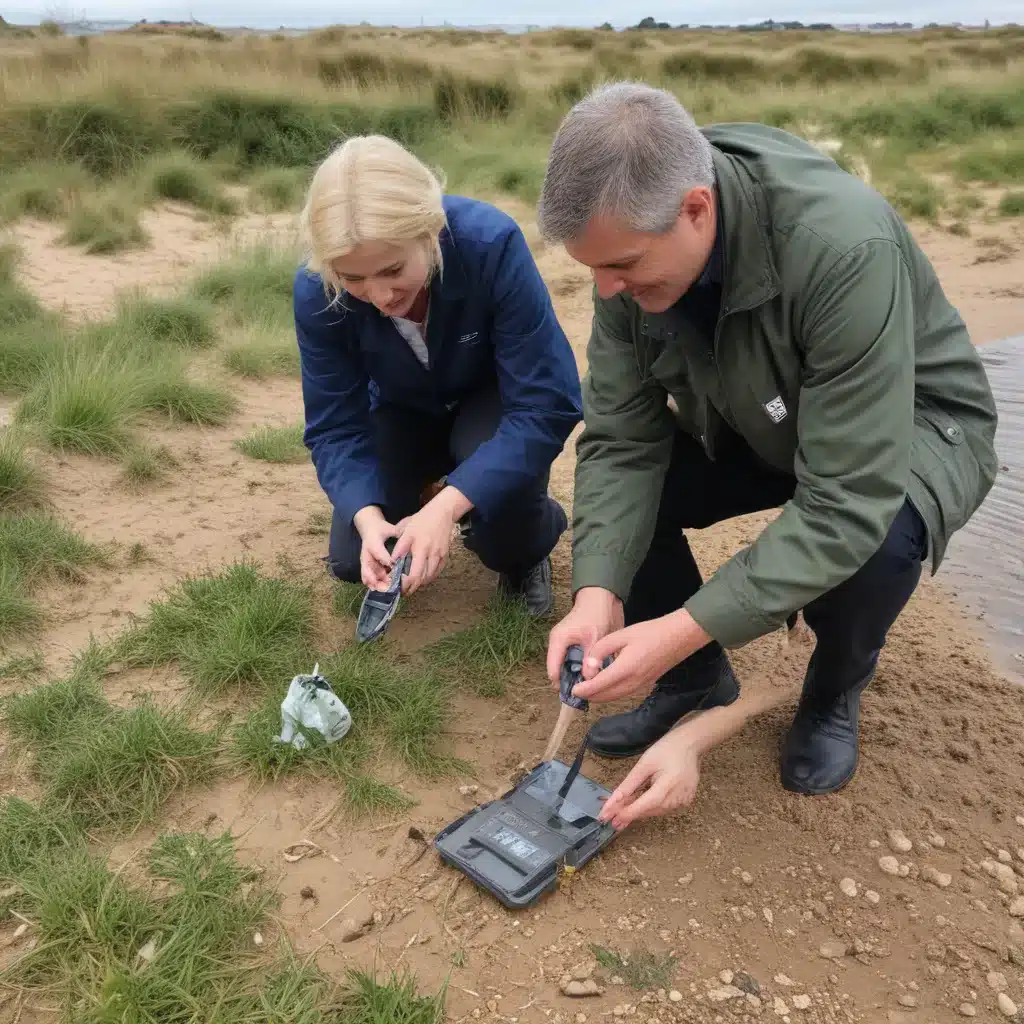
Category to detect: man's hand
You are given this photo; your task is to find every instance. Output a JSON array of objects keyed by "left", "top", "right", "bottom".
[
  {"left": 572, "top": 609, "right": 712, "bottom": 704},
  {"left": 546, "top": 587, "right": 624, "bottom": 684},
  {"left": 392, "top": 486, "right": 472, "bottom": 596},
  {"left": 353, "top": 506, "right": 399, "bottom": 591},
  {"left": 598, "top": 724, "right": 702, "bottom": 829}
]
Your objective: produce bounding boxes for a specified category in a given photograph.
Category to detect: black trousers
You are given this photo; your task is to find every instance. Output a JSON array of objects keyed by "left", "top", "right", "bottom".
[
  {"left": 327, "top": 386, "right": 568, "bottom": 583},
  {"left": 632, "top": 428, "right": 928, "bottom": 698}
]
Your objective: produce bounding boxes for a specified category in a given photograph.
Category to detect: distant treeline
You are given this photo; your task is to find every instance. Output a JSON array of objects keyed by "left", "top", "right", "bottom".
[{"left": 617, "top": 16, "right": 1011, "bottom": 31}]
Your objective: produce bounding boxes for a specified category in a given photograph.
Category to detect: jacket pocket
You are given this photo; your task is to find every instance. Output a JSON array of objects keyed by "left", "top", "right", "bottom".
[{"left": 912, "top": 405, "right": 982, "bottom": 535}]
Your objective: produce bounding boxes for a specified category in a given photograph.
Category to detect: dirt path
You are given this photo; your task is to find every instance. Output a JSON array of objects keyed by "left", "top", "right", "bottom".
[{"left": 2, "top": 205, "right": 1024, "bottom": 1024}]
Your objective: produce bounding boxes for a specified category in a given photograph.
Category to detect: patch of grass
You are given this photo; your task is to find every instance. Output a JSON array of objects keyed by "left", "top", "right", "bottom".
[
  {"left": 112, "top": 292, "right": 218, "bottom": 350},
  {"left": 883, "top": 174, "right": 943, "bottom": 220},
  {"left": 0, "top": 432, "right": 46, "bottom": 512},
  {"left": 140, "top": 370, "right": 237, "bottom": 426},
  {"left": 0, "top": 242, "right": 45, "bottom": 333},
  {"left": 119, "top": 444, "right": 174, "bottom": 490},
  {"left": 143, "top": 151, "right": 237, "bottom": 214},
  {"left": 0, "top": 162, "right": 91, "bottom": 223},
  {"left": 46, "top": 701, "right": 218, "bottom": 830},
  {"left": 344, "top": 774, "right": 415, "bottom": 818},
  {"left": 424, "top": 593, "right": 545, "bottom": 697},
  {"left": 434, "top": 72, "right": 517, "bottom": 121},
  {"left": 234, "top": 423, "right": 305, "bottom": 463},
  {"left": 318, "top": 645, "right": 461, "bottom": 777},
  {"left": 337, "top": 968, "right": 446, "bottom": 1023},
  {"left": 222, "top": 328, "right": 299, "bottom": 379},
  {"left": 332, "top": 580, "right": 363, "bottom": 617},
  {"left": 590, "top": 943, "right": 678, "bottom": 992},
  {"left": 0, "top": 511, "right": 107, "bottom": 591},
  {"left": 247, "top": 166, "right": 307, "bottom": 212},
  {"left": 191, "top": 244, "right": 297, "bottom": 329},
  {"left": 16, "top": 344, "right": 141, "bottom": 456},
  {"left": 998, "top": 190, "right": 1024, "bottom": 216},
  {"left": 117, "top": 561, "right": 316, "bottom": 695},
  {"left": 953, "top": 140, "right": 1024, "bottom": 183},
  {"left": 0, "top": 649, "right": 45, "bottom": 679},
  {"left": 0, "top": 795, "right": 86, "bottom": 879},
  {"left": 5, "top": 651, "right": 217, "bottom": 831},
  {"left": 60, "top": 193, "right": 148, "bottom": 254}
]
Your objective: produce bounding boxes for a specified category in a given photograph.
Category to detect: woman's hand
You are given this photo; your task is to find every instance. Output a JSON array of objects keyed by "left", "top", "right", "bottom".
[
  {"left": 392, "top": 486, "right": 472, "bottom": 595},
  {"left": 598, "top": 724, "right": 702, "bottom": 829},
  {"left": 353, "top": 506, "right": 400, "bottom": 591}
]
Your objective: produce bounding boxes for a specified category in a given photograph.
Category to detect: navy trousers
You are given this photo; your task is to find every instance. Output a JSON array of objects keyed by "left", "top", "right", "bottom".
[
  {"left": 629, "top": 427, "right": 928, "bottom": 697},
  {"left": 327, "top": 386, "right": 568, "bottom": 583}
]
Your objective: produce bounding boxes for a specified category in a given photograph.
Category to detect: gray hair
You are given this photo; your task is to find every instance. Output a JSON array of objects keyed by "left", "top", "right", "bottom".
[{"left": 537, "top": 81, "right": 715, "bottom": 243}]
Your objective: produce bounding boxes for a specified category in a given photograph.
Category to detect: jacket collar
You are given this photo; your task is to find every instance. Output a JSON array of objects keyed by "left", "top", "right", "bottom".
[
  {"left": 711, "top": 146, "right": 781, "bottom": 314},
  {"left": 431, "top": 218, "right": 470, "bottom": 304}
]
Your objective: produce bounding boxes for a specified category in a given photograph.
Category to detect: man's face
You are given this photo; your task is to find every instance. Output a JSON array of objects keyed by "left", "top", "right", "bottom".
[{"left": 564, "top": 187, "right": 717, "bottom": 314}]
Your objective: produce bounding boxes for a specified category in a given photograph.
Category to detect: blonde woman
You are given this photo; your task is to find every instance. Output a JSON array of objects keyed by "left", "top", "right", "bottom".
[{"left": 295, "top": 135, "right": 582, "bottom": 634}]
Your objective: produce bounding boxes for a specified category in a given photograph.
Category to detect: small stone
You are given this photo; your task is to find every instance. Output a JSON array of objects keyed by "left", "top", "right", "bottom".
[
  {"left": 869, "top": 840, "right": 881, "bottom": 849},
  {"left": 339, "top": 914, "right": 375, "bottom": 942},
  {"left": 669, "top": 990, "right": 683, "bottom": 1003},
  {"left": 571, "top": 961, "right": 596, "bottom": 982},
  {"left": 763, "top": 908, "right": 774, "bottom": 926},
  {"left": 561, "top": 979, "right": 603, "bottom": 998},
  {"left": 300, "top": 885, "right": 316, "bottom": 900},
  {"left": 774, "top": 995, "right": 789, "bottom": 1015},
  {"left": 888, "top": 830, "right": 913, "bottom": 854},
  {"left": 734, "top": 972, "right": 760, "bottom": 996},
  {"left": 879, "top": 856, "right": 901, "bottom": 876},
  {"left": 708, "top": 985, "right": 743, "bottom": 1002},
  {"left": 719, "top": 970, "right": 735, "bottom": 985},
  {"left": 959, "top": 1003, "right": 976, "bottom": 1017},
  {"left": 12, "top": 923, "right": 28, "bottom": 939},
  {"left": 899, "top": 864, "right": 911, "bottom": 877},
  {"left": 741, "top": 871, "right": 754, "bottom": 886},
  {"left": 898, "top": 994, "right": 918, "bottom": 1008},
  {"left": 1017, "top": 815, "right": 1024, "bottom": 828},
  {"left": 819, "top": 940, "right": 848, "bottom": 960},
  {"left": 458, "top": 784, "right": 479, "bottom": 796},
  {"left": 748, "top": 995, "right": 763, "bottom": 1010},
  {"left": 929, "top": 833, "right": 946, "bottom": 848},
  {"left": 997, "top": 992, "right": 1017, "bottom": 1017},
  {"left": 487, "top": 999, "right": 498, "bottom": 1013},
  {"left": 576, "top": 1015, "right": 588, "bottom": 1024},
  {"left": 252, "top": 932, "right": 264, "bottom": 946},
  {"left": 987, "top": 972, "right": 1008, "bottom": 993},
  {"left": 792, "top": 994, "right": 811, "bottom": 1010},
  {"left": 840, "top": 877, "right": 858, "bottom": 898},
  {"left": 998, "top": 849, "right": 1013, "bottom": 864},
  {"left": 612, "top": 1006, "right": 625, "bottom": 1017},
  {"left": 1009, "top": 896, "right": 1024, "bottom": 917},
  {"left": 922, "top": 866, "right": 952, "bottom": 888},
  {"left": 775, "top": 974, "right": 794, "bottom": 987},
  {"left": 865, "top": 889, "right": 881, "bottom": 904}
]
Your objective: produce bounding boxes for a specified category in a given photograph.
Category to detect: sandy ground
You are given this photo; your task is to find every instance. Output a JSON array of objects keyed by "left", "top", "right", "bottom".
[{"left": 2, "top": 203, "right": 1024, "bottom": 1024}]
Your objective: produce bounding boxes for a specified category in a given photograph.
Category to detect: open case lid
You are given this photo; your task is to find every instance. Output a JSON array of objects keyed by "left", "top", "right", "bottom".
[{"left": 433, "top": 759, "right": 618, "bottom": 909}]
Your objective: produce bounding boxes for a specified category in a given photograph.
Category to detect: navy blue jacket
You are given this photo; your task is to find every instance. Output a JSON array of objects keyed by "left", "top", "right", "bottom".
[{"left": 294, "top": 195, "right": 583, "bottom": 527}]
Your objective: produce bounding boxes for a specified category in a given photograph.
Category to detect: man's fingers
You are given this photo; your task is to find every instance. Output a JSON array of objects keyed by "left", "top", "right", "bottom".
[
  {"left": 599, "top": 759, "right": 654, "bottom": 822},
  {"left": 573, "top": 656, "right": 632, "bottom": 701},
  {"left": 585, "top": 631, "right": 627, "bottom": 674},
  {"left": 546, "top": 632, "right": 572, "bottom": 684},
  {"left": 611, "top": 776, "right": 673, "bottom": 829},
  {"left": 392, "top": 531, "right": 413, "bottom": 561}
]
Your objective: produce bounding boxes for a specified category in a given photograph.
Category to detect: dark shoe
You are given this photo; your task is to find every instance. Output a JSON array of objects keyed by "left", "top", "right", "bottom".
[
  {"left": 498, "top": 556, "right": 554, "bottom": 618},
  {"left": 588, "top": 654, "right": 740, "bottom": 759},
  {"left": 780, "top": 674, "right": 872, "bottom": 795}
]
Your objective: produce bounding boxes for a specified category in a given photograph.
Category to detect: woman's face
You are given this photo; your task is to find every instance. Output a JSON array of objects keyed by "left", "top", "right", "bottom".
[{"left": 331, "top": 239, "right": 431, "bottom": 319}]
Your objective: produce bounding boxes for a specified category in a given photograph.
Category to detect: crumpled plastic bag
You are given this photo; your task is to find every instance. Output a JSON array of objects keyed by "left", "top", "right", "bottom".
[{"left": 274, "top": 664, "right": 352, "bottom": 750}]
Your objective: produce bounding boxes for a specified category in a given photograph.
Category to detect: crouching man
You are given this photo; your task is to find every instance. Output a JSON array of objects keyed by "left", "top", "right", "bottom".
[{"left": 540, "top": 82, "right": 998, "bottom": 818}]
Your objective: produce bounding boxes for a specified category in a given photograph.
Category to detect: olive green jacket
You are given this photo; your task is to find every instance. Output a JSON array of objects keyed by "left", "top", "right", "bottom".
[{"left": 572, "top": 123, "right": 998, "bottom": 649}]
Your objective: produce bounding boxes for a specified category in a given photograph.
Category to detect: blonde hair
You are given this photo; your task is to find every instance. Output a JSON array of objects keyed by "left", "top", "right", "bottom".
[{"left": 300, "top": 135, "right": 447, "bottom": 300}]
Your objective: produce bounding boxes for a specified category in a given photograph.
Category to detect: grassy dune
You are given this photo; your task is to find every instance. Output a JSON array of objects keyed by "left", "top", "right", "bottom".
[{"left": 0, "top": 19, "right": 1021, "bottom": 1017}]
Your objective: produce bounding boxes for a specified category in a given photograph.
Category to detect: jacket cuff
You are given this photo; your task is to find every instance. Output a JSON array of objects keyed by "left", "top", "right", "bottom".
[
  {"left": 684, "top": 577, "right": 778, "bottom": 650},
  {"left": 335, "top": 483, "right": 387, "bottom": 528},
  {"left": 570, "top": 552, "right": 635, "bottom": 603}
]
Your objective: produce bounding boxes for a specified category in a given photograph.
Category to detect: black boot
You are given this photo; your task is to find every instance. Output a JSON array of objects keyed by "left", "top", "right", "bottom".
[
  {"left": 780, "top": 670, "right": 873, "bottom": 795},
  {"left": 497, "top": 556, "right": 554, "bottom": 618},
  {"left": 588, "top": 653, "right": 740, "bottom": 759}
]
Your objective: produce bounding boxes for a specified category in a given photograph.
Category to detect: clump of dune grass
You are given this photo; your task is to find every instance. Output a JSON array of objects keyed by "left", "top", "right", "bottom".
[
  {"left": 4, "top": 646, "right": 217, "bottom": 830},
  {"left": 0, "top": 431, "right": 47, "bottom": 512},
  {"left": 221, "top": 327, "right": 299, "bottom": 379},
  {"left": 142, "top": 151, "right": 238, "bottom": 215},
  {"left": 233, "top": 423, "right": 305, "bottom": 463},
  {"left": 115, "top": 561, "right": 316, "bottom": 695},
  {"left": 247, "top": 166, "right": 307, "bottom": 212},
  {"left": 0, "top": 242, "right": 45, "bottom": 333},
  {"left": 0, "top": 801, "right": 444, "bottom": 1020},
  {"left": 191, "top": 244, "right": 297, "bottom": 330},
  {"left": 140, "top": 369, "right": 237, "bottom": 426},
  {"left": 119, "top": 443, "right": 176, "bottom": 490},
  {"left": 332, "top": 579, "right": 363, "bottom": 617},
  {"left": 424, "top": 593, "right": 546, "bottom": 697},
  {"left": 0, "top": 163, "right": 91, "bottom": 223},
  {"left": 998, "top": 190, "right": 1024, "bottom": 216},
  {"left": 111, "top": 293, "right": 218, "bottom": 350},
  {"left": 60, "top": 193, "right": 148, "bottom": 254}
]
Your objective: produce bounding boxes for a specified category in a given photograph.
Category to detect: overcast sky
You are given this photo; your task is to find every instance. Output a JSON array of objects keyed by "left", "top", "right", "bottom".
[{"left": 5, "top": 0, "right": 1019, "bottom": 26}]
